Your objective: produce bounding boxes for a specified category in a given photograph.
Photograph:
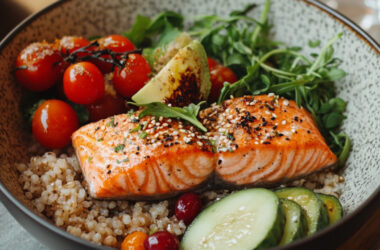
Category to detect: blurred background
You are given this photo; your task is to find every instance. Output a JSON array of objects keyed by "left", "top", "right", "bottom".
[{"left": 1, "top": 0, "right": 380, "bottom": 41}]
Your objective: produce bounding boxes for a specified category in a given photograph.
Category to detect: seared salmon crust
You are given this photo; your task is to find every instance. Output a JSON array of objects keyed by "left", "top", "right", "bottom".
[{"left": 73, "top": 95, "right": 337, "bottom": 199}]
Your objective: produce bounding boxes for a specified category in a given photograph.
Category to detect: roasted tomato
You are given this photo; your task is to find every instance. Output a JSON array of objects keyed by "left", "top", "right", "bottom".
[
  {"left": 208, "top": 63, "right": 238, "bottom": 103},
  {"left": 112, "top": 54, "right": 151, "bottom": 98},
  {"left": 32, "top": 100, "right": 79, "bottom": 149},
  {"left": 59, "top": 36, "right": 90, "bottom": 56},
  {"left": 94, "top": 35, "right": 136, "bottom": 73},
  {"left": 63, "top": 62, "right": 105, "bottom": 105},
  {"left": 87, "top": 93, "right": 127, "bottom": 122},
  {"left": 15, "top": 42, "right": 64, "bottom": 92}
]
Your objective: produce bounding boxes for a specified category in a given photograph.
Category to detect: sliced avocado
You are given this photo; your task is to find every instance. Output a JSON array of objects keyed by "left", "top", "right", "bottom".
[
  {"left": 143, "top": 32, "right": 192, "bottom": 74},
  {"left": 133, "top": 40, "right": 211, "bottom": 106}
]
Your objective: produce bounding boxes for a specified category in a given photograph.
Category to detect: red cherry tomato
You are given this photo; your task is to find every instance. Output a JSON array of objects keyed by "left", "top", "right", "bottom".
[
  {"left": 15, "top": 42, "right": 64, "bottom": 92},
  {"left": 87, "top": 93, "right": 127, "bottom": 122},
  {"left": 95, "top": 35, "right": 136, "bottom": 73},
  {"left": 209, "top": 65, "right": 238, "bottom": 103},
  {"left": 63, "top": 62, "right": 105, "bottom": 105},
  {"left": 98, "top": 34, "right": 135, "bottom": 53},
  {"left": 112, "top": 54, "right": 151, "bottom": 98},
  {"left": 144, "top": 231, "right": 179, "bottom": 250},
  {"left": 207, "top": 57, "right": 218, "bottom": 71},
  {"left": 175, "top": 192, "right": 202, "bottom": 225},
  {"left": 32, "top": 100, "right": 79, "bottom": 149},
  {"left": 59, "top": 36, "right": 90, "bottom": 56}
]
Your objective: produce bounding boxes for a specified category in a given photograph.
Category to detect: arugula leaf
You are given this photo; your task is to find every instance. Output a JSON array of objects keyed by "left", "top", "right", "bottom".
[
  {"left": 24, "top": 99, "right": 46, "bottom": 125},
  {"left": 308, "top": 40, "right": 321, "bottom": 48},
  {"left": 123, "top": 15, "right": 152, "bottom": 47},
  {"left": 131, "top": 102, "right": 207, "bottom": 132},
  {"left": 114, "top": 144, "right": 125, "bottom": 153},
  {"left": 67, "top": 101, "right": 89, "bottom": 125}
]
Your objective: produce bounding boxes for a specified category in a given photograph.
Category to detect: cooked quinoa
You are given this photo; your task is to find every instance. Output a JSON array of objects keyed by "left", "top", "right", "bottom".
[{"left": 16, "top": 150, "right": 343, "bottom": 248}]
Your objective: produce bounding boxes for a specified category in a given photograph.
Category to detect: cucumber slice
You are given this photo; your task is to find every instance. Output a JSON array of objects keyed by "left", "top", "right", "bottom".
[
  {"left": 279, "top": 199, "right": 308, "bottom": 245},
  {"left": 276, "top": 187, "right": 329, "bottom": 235},
  {"left": 180, "top": 188, "right": 285, "bottom": 250},
  {"left": 317, "top": 193, "right": 343, "bottom": 225}
]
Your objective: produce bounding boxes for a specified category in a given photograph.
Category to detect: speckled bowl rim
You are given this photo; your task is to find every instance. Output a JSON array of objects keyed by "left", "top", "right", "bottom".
[{"left": 0, "top": 0, "right": 379, "bottom": 249}]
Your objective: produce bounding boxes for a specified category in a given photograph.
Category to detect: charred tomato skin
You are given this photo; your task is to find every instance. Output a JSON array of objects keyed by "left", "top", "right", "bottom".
[
  {"left": 15, "top": 42, "right": 64, "bottom": 92},
  {"left": 32, "top": 99, "right": 79, "bottom": 149}
]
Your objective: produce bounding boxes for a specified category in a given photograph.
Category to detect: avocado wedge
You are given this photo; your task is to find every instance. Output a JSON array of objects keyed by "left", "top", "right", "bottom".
[{"left": 132, "top": 40, "right": 211, "bottom": 106}]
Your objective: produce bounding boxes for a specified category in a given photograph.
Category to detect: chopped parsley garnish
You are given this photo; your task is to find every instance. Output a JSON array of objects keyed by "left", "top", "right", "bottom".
[
  {"left": 139, "top": 131, "right": 148, "bottom": 139},
  {"left": 116, "top": 158, "right": 129, "bottom": 164},
  {"left": 114, "top": 144, "right": 125, "bottom": 153},
  {"left": 107, "top": 116, "right": 115, "bottom": 127},
  {"left": 129, "top": 124, "right": 141, "bottom": 133}
]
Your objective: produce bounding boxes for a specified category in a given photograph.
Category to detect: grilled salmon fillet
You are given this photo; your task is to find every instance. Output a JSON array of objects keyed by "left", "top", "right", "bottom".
[
  {"left": 72, "top": 112, "right": 215, "bottom": 199},
  {"left": 200, "top": 95, "right": 337, "bottom": 186}
]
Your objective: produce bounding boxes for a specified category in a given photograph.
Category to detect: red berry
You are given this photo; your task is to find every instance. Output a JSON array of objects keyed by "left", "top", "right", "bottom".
[
  {"left": 144, "top": 231, "right": 179, "bottom": 250},
  {"left": 175, "top": 192, "right": 202, "bottom": 225}
]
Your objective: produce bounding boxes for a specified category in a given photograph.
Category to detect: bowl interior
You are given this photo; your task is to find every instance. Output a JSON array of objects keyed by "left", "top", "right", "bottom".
[{"left": 0, "top": 0, "right": 379, "bottom": 233}]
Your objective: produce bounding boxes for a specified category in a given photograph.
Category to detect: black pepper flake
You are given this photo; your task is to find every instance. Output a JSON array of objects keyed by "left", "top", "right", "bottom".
[
  {"left": 106, "top": 164, "right": 111, "bottom": 169},
  {"left": 131, "top": 118, "right": 140, "bottom": 123},
  {"left": 285, "top": 137, "right": 290, "bottom": 141},
  {"left": 270, "top": 117, "right": 276, "bottom": 120},
  {"left": 144, "top": 155, "right": 150, "bottom": 159},
  {"left": 300, "top": 119, "right": 303, "bottom": 123},
  {"left": 294, "top": 116, "right": 299, "bottom": 122},
  {"left": 262, "top": 117, "right": 266, "bottom": 122},
  {"left": 95, "top": 126, "right": 100, "bottom": 131},
  {"left": 262, "top": 121, "right": 268, "bottom": 126},
  {"left": 136, "top": 146, "right": 140, "bottom": 151},
  {"left": 273, "top": 126, "right": 277, "bottom": 130},
  {"left": 307, "top": 130, "right": 311, "bottom": 134},
  {"left": 235, "top": 108, "right": 240, "bottom": 113},
  {"left": 135, "top": 152, "right": 140, "bottom": 155},
  {"left": 265, "top": 104, "right": 275, "bottom": 111},
  {"left": 227, "top": 133, "right": 235, "bottom": 141},
  {"left": 263, "top": 141, "right": 271, "bottom": 144},
  {"left": 107, "top": 170, "right": 111, "bottom": 174},
  {"left": 255, "top": 127, "right": 262, "bottom": 131},
  {"left": 217, "top": 159, "right": 222, "bottom": 165}
]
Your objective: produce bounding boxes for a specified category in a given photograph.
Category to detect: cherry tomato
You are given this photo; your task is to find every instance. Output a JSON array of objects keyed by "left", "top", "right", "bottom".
[
  {"left": 87, "top": 93, "right": 127, "bottom": 122},
  {"left": 32, "top": 100, "right": 79, "bottom": 149},
  {"left": 121, "top": 231, "right": 148, "bottom": 250},
  {"left": 98, "top": 34, "right": 135, "bottom": 53},
  {"left": 207, "top": 57, "right": 218, "bottom": 71},
  {"left": 112, "top": 54, "right": 151, "bottom": 98},
  {"left": 95, "top": 35, "right": 136, "bottom": 73},
  {"left": 15, "top": 42, "right": 64, "bottom": 92},
  {"left": 209, "top": 65, "right": 238, "bottom": 103},
  {"left": 59, "top": 36, "right": 90, "bottom": 56},
  {"left": 175, "top": 192, "right": 202, "bottom": 225},
  {"left": 63, "top": 62, "right": 105, "bottom": 105},
  {"left": 144, "top": 231, "right": 179, "bottom": 250}
]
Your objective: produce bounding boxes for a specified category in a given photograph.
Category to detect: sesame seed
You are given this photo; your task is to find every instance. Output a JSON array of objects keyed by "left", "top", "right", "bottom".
[
  {"left": 268, "top": 93, "right": 275, "bottom": 97},
  {"left": 283, "top": 100, "right": 289, "bottom": 106},
  {"left": 291, "top": 129, "right": 296, "bottom": 133},
  {"left": 265, "top": 110, "right": 271, "bottom": 115},
  {"left": 282, "top": 120, "right": 287, "bottom": 125}
]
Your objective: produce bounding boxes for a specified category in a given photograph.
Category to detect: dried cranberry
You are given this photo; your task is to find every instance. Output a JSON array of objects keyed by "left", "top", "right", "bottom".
[
  {"left": 175, "top": 192, "right": 202, "bottom": 225},
  {"left": 144, "top": 231, "right": 179, "bottom": 250}
]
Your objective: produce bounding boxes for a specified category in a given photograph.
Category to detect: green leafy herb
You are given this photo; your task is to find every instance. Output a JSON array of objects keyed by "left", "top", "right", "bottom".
[
  {"left": 131, "top": 102, "right": 207, "bottom": 132},
  {"left": 123, "top": 11, "right": 184, "bottom": 48},
  {"left": 308, "top": 40, "right": 321, "bottom": 48},
  {"left": 116, "top": 158, "right": 129, "bottom": 164},
  {"left": 107, "top": 116, "right": 115, "bottom": 128},
  {"left": 129, "top": 124, "right": 141, "bottom": 133},
  {"left": 139, "top": 131, "right": 148, "bottom": 139},
  {"left": 114, "top": 144, "right": 125, "bottom": 153},
  {"left": 87, "top": 156, "right": 93, "bottom": 162}
]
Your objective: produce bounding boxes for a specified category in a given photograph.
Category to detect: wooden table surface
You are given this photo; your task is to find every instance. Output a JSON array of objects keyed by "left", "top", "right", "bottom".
[{"left": 0, "top": 0, "right": 379, "bottom": 249}]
